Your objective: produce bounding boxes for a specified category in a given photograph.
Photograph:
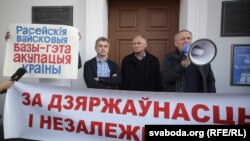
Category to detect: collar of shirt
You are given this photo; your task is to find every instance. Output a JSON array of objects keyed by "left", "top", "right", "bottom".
[
  {"left": 95, "top": 57, "right": 110, "bottom": 77},
  {"left": 96, "top": 56, "right": 108, "bottom": 63},
  {"left": 135, "top": 52, "right": 146, "bottom": 60}
]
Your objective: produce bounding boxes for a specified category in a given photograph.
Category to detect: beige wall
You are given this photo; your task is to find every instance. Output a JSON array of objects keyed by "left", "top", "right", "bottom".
[{"left": 206, "top": 0, "right": 249, "bottom": 94}]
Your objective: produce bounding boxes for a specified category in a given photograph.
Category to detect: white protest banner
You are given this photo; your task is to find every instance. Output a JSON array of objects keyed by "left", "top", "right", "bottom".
[
  {"left": 3, "top": 23, "right": 79, "bottom": 79},
  {"left": 4, "top": 82, "right": 250, "bottom": 141}
]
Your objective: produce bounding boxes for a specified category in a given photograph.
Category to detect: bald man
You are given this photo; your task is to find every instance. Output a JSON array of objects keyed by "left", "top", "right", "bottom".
[{"left": 120, "top": 35, "right": 162, "bottom": 91}]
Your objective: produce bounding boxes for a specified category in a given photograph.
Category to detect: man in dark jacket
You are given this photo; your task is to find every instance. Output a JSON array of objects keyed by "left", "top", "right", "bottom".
[
  {"left": 162, "top": 29, "right": 216, "bottom": 92},
  {"left": 84, "top": 37, "right": 121, "bottom": 89},
  {"left": 120, "top": 35, "right": 162, "bottom": 91}
]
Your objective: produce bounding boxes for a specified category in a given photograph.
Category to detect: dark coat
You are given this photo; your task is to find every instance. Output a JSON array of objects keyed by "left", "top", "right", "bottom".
[
  {"left": 120, "top": 51, "right": 162, "bottom": 91},
  {"left": 83, "top": 57, "right": 121, "bottom": 89},
  {"left": 162, "top": 49, "right": 216, "bottom": 92}
]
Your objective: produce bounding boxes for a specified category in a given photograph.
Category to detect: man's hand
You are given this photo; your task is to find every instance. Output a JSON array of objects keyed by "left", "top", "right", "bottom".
[
  {"left": 0, "top": 80, "right": 14, "bottom": 91},
  {"left": 5, "top": 31, "right": 10, "bottom": 41},
  {"left": 94, "top": 77, "right": 99, "bottom": 81},
  {"left": 181, "top": 57, "right": 191, "bottom": 68}
]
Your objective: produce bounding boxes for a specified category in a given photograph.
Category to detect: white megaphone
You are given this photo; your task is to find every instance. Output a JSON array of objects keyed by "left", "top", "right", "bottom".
[{"left": 182, "top": 39, "right": 217, "bottom": 65}]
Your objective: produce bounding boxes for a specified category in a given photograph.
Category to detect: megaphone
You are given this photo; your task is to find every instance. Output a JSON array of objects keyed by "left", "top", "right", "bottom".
[{"left": 182, "top": 38, "right": 217, "bottom": 66}]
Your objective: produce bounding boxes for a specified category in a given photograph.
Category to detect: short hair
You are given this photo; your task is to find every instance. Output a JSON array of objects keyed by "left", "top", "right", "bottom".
[
  {"left": 95, "top": 37, "right": 109, "bottom": 48},
  {"left": 174, "top": 29, "right": 192, "bottom": 41}
]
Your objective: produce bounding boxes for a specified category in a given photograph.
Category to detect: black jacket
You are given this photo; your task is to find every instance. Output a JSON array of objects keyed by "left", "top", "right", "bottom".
[
  {"left": 162, "top": 49, "right": 216, "bottom": 92},
  {"left": 120, "top": 51, "right": 162, "bottom": 91},
  {"left": 83, "top": 57, "right": 121, "bottom": 89}
]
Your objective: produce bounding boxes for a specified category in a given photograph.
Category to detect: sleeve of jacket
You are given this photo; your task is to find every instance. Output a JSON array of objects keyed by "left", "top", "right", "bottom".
[
  {"left": 155, "top": 58, "right": 163, "bottom": 91},
  {"left": 83, "top": 60, "right": 110, "bottom": 89},
  {"left": 207, "top": 64, "right": 216, "bottom": 93},
  {"left": 162, "top": 54, "right": 184, "bottom": 84},
  {"left": 119, "top": 57, "right": 127, "bottom": 90}
]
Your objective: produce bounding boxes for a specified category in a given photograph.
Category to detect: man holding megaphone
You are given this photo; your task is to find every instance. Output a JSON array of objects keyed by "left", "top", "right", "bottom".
[{"left": 162, "top": 29, "right": 216, "bottom": 93}]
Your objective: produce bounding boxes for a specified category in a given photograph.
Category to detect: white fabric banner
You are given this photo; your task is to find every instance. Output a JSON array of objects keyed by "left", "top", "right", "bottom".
[
  {"left": 4, "top": 82, "right": 250, "bottom": 141},
  {"left": 3, "top": 23, "right": 79, "bottom": 79}
]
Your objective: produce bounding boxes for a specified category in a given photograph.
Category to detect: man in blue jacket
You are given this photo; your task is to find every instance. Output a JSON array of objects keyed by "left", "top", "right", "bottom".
[{"left": 83, "top": 37, "right": 121, "bottom": 89}]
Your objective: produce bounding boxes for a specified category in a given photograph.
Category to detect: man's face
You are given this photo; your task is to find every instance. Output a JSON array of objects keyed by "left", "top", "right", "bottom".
[
  {"left": 96, "top": 41, "right": 109, "bottom": 57},
  {"left": 175, "top": 31, "right": 192, "bottom": 52},
  {"left": 132, "top": 36, "right": 147, "bottom": 54}
]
